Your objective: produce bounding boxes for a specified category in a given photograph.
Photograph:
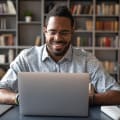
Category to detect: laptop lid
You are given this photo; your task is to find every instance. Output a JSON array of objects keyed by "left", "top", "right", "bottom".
[
  {"left": 18, "top": 72, "right": 89, "bottom": 116},
  {"left": 0, "top": 104, "right": 13, "bottom": 116}
]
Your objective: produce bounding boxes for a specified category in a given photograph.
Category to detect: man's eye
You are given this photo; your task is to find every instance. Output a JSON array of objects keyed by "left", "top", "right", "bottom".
[
  {"left": 61, "top": 32, "right": 68, "bottom": 35},
  {"left": 61, "top": 32, "right": 71, "bottom": 35},
  {"left": 47, "top": 31, "right": 71, "bottom": 36},
  {"left": 48, "top": 31, "right": 56, "bottom": 35},
  {"left": 51, "top": 32, "right": 56, "bottom": 35}
]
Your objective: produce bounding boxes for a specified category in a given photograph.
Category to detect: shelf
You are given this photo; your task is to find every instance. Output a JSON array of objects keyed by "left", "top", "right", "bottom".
[
  {"left": 0, "top": 63, "right": 10, "bottom": 66},
  {"left": 96, "top": 15, "right": 119, "bottom": 18},
  {"left": 75, "top": 30, "right": 93, "bottom": 33},
  {"left": 73, "top": 14, "right": 93, "bottom": 17},
  {"left": 0, "top": 46, "right": 17, "bottom": 49},
  {"left": 18, "top": 21, "right": 41, "bottom": 25},
  {"left": 74, "top": 46, "right": 93, "bottom": 50},
  {"left": 94, "top": 47, "right": 119, "bottom": 50},
  {"left": 95, "top": 31, "right": 119, "bottom": 34},
  {"left": 0, "top": 14, "right": 16, "bottom": 16},
  {"left": 0, "top": 0, "right": 120, "bottom": 81},
  {"left": 17, "top": 46, "right": 33, "bottom": 49},
  {"left": 0, "top": 29, "right": 16, "bottom": 32}
]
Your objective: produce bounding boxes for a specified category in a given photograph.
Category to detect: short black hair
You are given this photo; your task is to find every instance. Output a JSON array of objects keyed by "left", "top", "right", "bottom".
[{"left": 45, "top": 5, "right": 74, "bottom": 27}]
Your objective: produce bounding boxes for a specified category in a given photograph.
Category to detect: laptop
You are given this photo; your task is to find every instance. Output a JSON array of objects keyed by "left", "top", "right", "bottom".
[
  {"left": 0, "top": 104, "right": 13, "bottom": 116},
  {"left": 18, "top": 72, "right": 89, "bottom": 116}
]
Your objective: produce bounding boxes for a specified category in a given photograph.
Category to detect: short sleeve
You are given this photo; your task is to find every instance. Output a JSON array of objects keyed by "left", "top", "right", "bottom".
[
  {"left": 86, "top": 53, "right": 120, "bottom": 93},
  {"left": 0, "top": 50, "right": 28, "bottom": 92}
]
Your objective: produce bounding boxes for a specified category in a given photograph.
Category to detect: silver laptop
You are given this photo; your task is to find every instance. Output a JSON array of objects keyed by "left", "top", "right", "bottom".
[
  {"left": 18, "top": 72, "right": 89, "bottom": 116},
  {"left": 0, "top": 104, "right": 13, "bottom": 116}
]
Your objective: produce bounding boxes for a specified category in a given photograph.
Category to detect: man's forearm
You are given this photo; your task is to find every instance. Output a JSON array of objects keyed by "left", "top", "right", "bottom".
[
  {"left": 94, "top": 90, "right": 120, "bottom": 105},
  {"left": 0, "top": 89, "right": 17, "bottom": 104}
]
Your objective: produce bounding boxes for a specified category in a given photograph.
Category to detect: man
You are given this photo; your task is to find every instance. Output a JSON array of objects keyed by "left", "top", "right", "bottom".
[{"left": 0, "top": 5, "right": 120, "bottom": 106}]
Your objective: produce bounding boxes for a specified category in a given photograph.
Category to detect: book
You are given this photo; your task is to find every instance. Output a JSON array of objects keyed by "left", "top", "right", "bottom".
[
  {"left": 8, "top": 49, "right": 14, "bottom": 63},
  {"left": 115, "top": 4, "right": 119, "bottom": 15},
  {"left": 76, "top": 4, "right": 82, "bottom": 15},
  {"left": 34, "top": 36, "right": 41, "bottom": 46},
  {"left": 101, "top": 105, "right": 120, "bottom": 120},
  {"left": 86, "top": 20, "right": 93, "bottom": 31},
  {"left": 72, "top": 5, "right": 77, "bottom": 15},
  {"left": 76, "top": 36, "right": 81, "bottom": 47},
  {"left": 0, "top": 54, "right": 6, "bottom": 64},
  {"left": 0, "top": 18, "right": 6, "bottom": 29},
  {"left": 0, "top": 68, "right": 6, "bottom": 79},
  {"left": 2, "top": 3, "right": 8, "bottom": 13},
  {"left": 0, "top": 34, "right": 14, "bottom": 46},
  {"left": 7, "top": 0, "right": 16, "bottom": 14},
  {"left": 89, "top": 4, "right": 93, "bottom": 15}
]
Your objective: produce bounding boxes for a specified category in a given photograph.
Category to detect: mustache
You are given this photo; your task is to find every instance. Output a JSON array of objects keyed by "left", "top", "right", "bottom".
[{"left": 51, "top": 41, "right": 67, "bottom": 44}]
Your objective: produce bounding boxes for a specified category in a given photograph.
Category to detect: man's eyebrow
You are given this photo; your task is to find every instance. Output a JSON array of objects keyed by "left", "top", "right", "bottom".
[
  {"left": 61, "top": 30, "right": 71, "bottom": 32},
  {"left": 47, "top": 29, "right": 56, "bottom": 31},
  {"left": 47, "top": 29, "right": 71, "bottom": 32}
]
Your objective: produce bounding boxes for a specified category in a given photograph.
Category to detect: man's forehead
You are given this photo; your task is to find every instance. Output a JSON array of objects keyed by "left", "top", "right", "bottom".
[
  {"left": 48, "top": 16, "right": 71, "bottom": 24},
  {"left": 47, "top": 16, "right": 72, "bottom": 29}
]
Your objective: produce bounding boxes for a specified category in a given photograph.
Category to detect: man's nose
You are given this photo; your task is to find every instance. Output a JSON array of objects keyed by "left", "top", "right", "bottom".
[{"left": 54, "top": 32, "right": 63, "bottom": 40}]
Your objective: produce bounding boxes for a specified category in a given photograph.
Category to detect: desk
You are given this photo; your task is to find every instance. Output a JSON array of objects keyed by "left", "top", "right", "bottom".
[{"left": 0, "top": 106, "right": 112, "bottom": 120}]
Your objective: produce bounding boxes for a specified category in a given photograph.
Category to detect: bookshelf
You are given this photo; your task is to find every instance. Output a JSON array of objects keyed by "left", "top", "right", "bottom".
[
  {"left": 0, "top": 0, "right": 16, "bottom": 79},
  {"left": 70, "top": 0, "right": 120, "bottom": 82},
  {"left": 0, "top": 0, "right": 120, "bottom": 82},
  {"left": 94, "top": 0, "right": 120, "bottom": 81}
]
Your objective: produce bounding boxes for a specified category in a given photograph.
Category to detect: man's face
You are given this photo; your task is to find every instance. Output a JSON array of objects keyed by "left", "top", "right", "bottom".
[{"left": 44, "top": 16, "right": 73, "bottom": 57}]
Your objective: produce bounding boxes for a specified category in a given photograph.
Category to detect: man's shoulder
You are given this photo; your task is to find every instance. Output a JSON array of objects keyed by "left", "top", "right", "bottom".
[
  {"left": 20, "top": 45, "right": 45, "bottom": 57},
  {"left": 72, "top": 47, "right": 92, "bottom": 57}
]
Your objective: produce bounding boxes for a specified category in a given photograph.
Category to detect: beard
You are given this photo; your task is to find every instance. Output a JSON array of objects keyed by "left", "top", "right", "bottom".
[
  {"left": 51, "top": 45, "right": 69, "bottom": 56},
  {"left": 46, "top": 40, "right": 71, "bottom": 56}
]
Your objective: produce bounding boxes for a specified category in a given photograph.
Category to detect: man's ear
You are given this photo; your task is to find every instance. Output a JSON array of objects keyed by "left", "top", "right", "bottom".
[{"left": 43, "top": 26, "right": 47, "bottom": 34}]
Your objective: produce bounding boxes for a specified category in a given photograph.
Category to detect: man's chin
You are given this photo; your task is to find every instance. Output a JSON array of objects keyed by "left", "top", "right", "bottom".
[
  {"left": 53, "top": 51, "right": 65, "bottom": 56},
  {"left": 52, "top": 45, "right": 70, "bottom": 56},
  {"left": 53, "top": 47, "right": 69, "bottom": 56},
  {"left": 47, "top": 43, "right": 70, "bottom": 56}
]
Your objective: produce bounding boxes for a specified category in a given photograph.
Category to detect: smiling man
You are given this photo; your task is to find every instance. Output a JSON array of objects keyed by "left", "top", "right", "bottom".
[
  {"left": 0, "top": 5, "right": 120, "bottom": 106},
  {"left": 44, "top": 16, "right": 73, "bottom": 61}
]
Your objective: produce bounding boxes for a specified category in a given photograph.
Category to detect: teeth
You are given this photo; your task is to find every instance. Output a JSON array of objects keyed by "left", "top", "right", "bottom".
[
  {"left": 56, "top": 44, "right": 62, "bottom": 45},
  {"left": 53, "top": 44, "right": 64, "bottom": 49},
  {"left": 54, "top": 43, "right": 64, "bottom": 45}
]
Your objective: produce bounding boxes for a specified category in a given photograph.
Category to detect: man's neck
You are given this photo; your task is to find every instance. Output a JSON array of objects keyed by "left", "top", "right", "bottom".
[{"left": 48, "top": 52, "right": 64, "bottom": 62}]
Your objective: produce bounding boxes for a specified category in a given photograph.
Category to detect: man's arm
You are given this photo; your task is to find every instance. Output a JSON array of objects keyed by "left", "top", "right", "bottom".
[
  {"left": 89, "top": 83, "right": 120, "bottom": 106},
  {"left": 0, "top": 89, "right": 17, "bottom": 104},
  {"left": 94, "top": 90, "right": 120, "bottom": 105}
]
